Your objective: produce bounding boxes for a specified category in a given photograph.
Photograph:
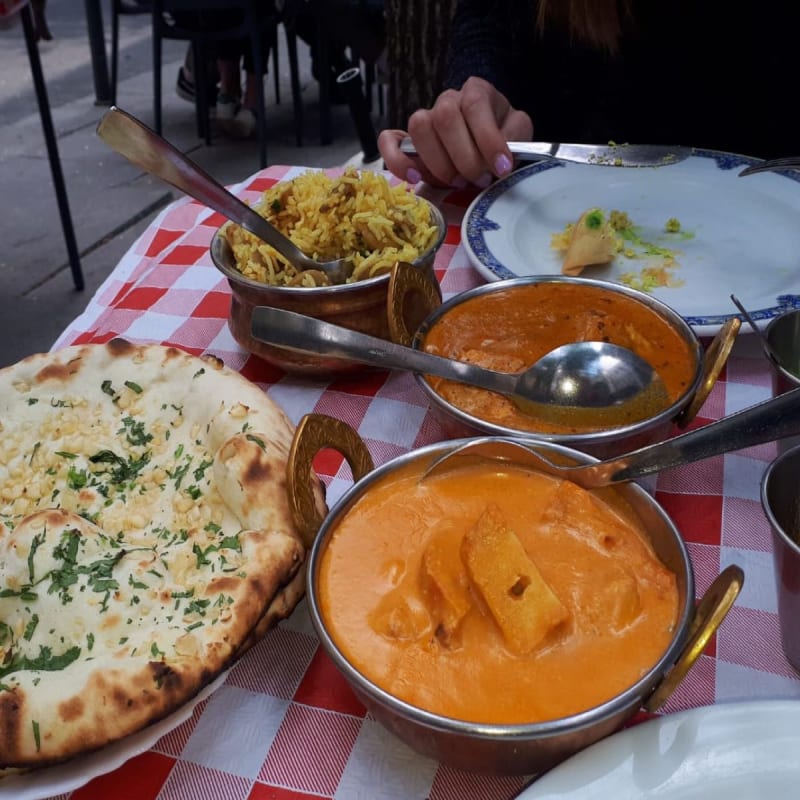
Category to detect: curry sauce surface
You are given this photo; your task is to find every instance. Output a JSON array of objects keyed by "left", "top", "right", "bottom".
[
  {"left": 319, "top": 462, "right": 679, "bottom": 725},
  {"left": 422, "top": 283, "right": 695, "bottom": 434}
]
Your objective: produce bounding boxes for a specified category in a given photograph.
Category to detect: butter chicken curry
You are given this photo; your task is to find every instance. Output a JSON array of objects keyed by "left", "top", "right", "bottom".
[{"left": 318, "top": 459, "right": 679, "bottom": 725}]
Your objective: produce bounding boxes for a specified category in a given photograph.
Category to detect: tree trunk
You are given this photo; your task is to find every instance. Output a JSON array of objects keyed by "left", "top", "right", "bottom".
[{"left": 384, "top": 0, "right": 458, "bottom": 129}]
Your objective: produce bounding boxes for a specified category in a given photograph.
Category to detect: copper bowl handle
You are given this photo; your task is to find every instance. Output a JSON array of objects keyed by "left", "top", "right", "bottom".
[
  {"left": 676, "top": 317, "right": 741, "bottom": 428},
  {"left": 287, "top": 413, "right": 375, "bottom": 548},
  {"left": 387, "top": 261, "right": 443, "bottom": 346},
  {"left": 643, "top": 563, "right": 744, "bottom": 712}
]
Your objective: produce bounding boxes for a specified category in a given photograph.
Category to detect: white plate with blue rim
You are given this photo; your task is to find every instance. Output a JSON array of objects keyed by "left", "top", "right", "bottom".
[
  {"left": 462, "top": 150, "right": 800, "bottom": 337},
  {"left": 519, "top": 700, "right": 800, "bottom": 798}
]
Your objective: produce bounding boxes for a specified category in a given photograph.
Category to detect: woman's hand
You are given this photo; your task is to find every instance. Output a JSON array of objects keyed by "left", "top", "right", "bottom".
[{"left": 378, "top": 77, "right": 533, "bottom": 188}]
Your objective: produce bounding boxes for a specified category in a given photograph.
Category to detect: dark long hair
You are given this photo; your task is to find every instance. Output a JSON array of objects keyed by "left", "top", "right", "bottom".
[{"left": 536, "top": 0, "right": 631, "bottom": 52}]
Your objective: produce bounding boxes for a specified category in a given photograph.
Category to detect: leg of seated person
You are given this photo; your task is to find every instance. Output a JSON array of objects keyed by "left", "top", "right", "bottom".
[
  {"left": 217, "top": 31, "right": 272, "bottom": 140},
  {"left": 216, "top": 51, "right": 243, "bottom": 118},
  {"left": 216, "top": 45, "right": 257, "bottom": 140}
]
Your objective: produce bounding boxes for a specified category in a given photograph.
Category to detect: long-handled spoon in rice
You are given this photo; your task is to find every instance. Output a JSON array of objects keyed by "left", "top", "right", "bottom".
[{"left": 96, "top": 107, "right": 354, "bottom": 285}]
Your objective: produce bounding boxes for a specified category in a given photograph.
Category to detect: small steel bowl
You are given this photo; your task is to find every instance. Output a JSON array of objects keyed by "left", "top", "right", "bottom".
[
  {"left": 410, "top": 276, "right": 739, "bottom": 458},
  {"left": 287, "top": 417, "right": 743, "bottom": 776},
  {"left": 764, "top": 310, "right": 800, "bottom": 453},
  {"left": 210, "top": 199, "right": 446, "bottom": 376},
  {"left": 765, "top": 309, "right": 800, "bottom": 395}
]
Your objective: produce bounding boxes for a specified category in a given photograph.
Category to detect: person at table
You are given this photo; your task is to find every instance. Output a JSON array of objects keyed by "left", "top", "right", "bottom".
[
  {"left": 378, "top": 0, "right": 798, "bottom": 188},
  {"left": 166, "top": 6, "right": 275, "bottom": 139}
]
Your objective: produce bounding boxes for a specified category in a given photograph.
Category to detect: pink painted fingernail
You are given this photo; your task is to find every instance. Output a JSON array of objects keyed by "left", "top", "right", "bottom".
[
  {"left": 494, "top": 153, "right": 513, "bottom": 176},
  {"left": 406, "top": 168, "right": 422, "bottom": 184},
  {"left": 450, "top": 175, "right": 468, "bottom": 189},
  {"left": 475, "top": 172, "right": 493, "bottom": 188}
]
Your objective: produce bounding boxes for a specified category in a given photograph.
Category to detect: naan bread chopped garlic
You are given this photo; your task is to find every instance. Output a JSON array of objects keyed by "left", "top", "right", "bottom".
[{"left": 0, "top": 340, "right": 324, "bottom": 770}]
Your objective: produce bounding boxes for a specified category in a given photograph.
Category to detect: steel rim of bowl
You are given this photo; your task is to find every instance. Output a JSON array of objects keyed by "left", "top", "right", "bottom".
[
  {"left": 209, "top": 200, "right": 447, "bottom": 295},
  {"left": 305, "top": 436, "right": 696, "bottom": 743},
  {"left": 765, "top": 311, "right": 800, "bottom": 384},
  {"left": 761, "top": 442, "right": 800, "bottom": 556},
  {"left": 411, "top": 276, "right": 705, "bottom": 447}
]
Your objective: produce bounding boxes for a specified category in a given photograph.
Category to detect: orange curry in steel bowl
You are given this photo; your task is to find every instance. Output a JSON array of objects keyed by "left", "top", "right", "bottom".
[
  {"left": 318, "top": 457, "right": 678, "bottom": 726},
  {"left": 412, "top": 276, "right": 713, "bottom": 456},
  {"left": 296, "top": 429, "right": 743, "bottom": 776}
]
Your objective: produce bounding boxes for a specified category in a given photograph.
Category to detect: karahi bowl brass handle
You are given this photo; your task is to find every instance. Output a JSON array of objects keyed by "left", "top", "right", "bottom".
[
  {"left": 387, "top": 261, "right": 442, "bottom": 346},
  {"left": 287, "top": 414, "right": 374, "bottom": 548},
  {"left": 676, "top": 317, "right": 741, "bottom": 428},
  {"left": 644, "top": 564, "right": 744, "bottom": 712}
]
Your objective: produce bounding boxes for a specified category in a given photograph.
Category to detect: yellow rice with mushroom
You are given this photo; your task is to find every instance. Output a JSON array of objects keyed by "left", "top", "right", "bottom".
[{"left": 223, "top": 167, "right": 440, "bottom": 287}]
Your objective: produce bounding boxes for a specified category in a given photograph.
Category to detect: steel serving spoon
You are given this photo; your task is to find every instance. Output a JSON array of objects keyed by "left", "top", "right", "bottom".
[
  {"left": 422, "top": 385, "right": 800, "bottom": 487},
  {"left": 250, "top": 306, "right": 667, "bottom": 414},
  {"left": 96, "top": 106, "right": 353, "bottom": 285}
]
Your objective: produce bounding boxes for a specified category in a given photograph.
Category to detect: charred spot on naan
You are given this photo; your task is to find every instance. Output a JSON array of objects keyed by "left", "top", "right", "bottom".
[
  {"left": 213, "top": 430, "right": 325, "bottom": 534},
  {"left": 106, "top": 337, "right": 140, "bottom": 358}
]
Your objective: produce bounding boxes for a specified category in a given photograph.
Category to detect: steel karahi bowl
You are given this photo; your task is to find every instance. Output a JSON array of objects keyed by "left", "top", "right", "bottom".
[
  {"left": 210, "top": 198, "right": 446, "bottom": 376},
  {"left": 409, "top": 276, "right": 739, "bottom": 458},
  {"left": 286, "top": 418, "right": 743, "bottom": 776}
]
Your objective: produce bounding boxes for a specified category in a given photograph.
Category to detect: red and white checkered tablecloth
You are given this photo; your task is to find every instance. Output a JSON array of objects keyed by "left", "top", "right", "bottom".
[{"left": 37, "top": 165, "right": 800, "bottom": 800}]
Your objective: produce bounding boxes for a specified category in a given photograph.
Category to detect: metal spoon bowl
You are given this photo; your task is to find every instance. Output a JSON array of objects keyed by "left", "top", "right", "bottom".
[
  {"left": 422, "top": 385, "right": 800, "bottom": 486},
  {"left": 524, "top": 339, "right": 664, "bottom": 407},
  {"left": 250, "top": 306, "right": 666, "bottom": 417},
  {"left": 96, "top": 106, "right": 353, "bottom": 285}
]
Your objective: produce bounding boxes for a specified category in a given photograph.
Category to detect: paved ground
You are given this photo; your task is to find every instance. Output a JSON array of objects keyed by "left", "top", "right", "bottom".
[{"left": 0, "top": 0, "right": 380, "bottom": 366}]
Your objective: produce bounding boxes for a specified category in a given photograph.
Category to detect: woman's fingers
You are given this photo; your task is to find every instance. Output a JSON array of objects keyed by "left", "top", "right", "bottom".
[
  {"left": 456, "top": 78, "right": 522, "bottom": 181},
  {"left": 416, "top": 80, "right": 508, "bottom": 185},
  {"left": 423, "top": 78, "right": 534, "bottom": 186},
  {"left": 377, "top": 129, "right": 412, "bottom": 177},
  {"left": 459, "top": 79, "right": 533, "bottom": 178},
  {"left": 377, "top": 79, "right": 536, "bottom": 188},
  {"left": 408, "top": 103, "right": 466, "bottom": 186},
  {"left": 377, "top": 128, "right": 452, "bottom": 187},
  {"left": 499, "top": 108, "right": 534, "bottom": 143}
]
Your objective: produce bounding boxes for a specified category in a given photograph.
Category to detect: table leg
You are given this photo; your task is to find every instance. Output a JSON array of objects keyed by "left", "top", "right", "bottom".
[
  {"left": 83, "top": 0, "right": 112, "bottom": 105},
  {"left": 21, "top": 4, "right": 85, "bottom": 292}
]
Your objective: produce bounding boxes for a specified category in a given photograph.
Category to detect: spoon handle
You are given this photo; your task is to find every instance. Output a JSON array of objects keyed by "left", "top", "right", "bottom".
[
  {"left": 96, "top": 106, "right": 312, "bottom": 268},
  {"left": 250, "top": 306, "right": 519, "bottom": 395},
  {"left": 579, "top": 386, "right": 800, "bottom": 487}
]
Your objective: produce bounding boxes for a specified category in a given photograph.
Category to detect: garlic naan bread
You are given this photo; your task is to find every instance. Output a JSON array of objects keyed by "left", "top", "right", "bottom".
[{"left": 0, "top": 340, "right": 324, "bottom": 769}]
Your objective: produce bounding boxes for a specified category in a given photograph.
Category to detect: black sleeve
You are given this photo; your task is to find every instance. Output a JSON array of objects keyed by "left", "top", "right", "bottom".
[{"left": 444, "top": 0, "right": 529, "bottom": 99}]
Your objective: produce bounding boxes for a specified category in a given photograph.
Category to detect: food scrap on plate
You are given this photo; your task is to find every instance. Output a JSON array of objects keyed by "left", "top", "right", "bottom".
[{"left": 551, "top": 207, "right": 692, "bottom": 292}]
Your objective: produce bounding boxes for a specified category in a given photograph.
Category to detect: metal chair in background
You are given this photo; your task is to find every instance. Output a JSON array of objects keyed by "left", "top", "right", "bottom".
[
  {"left": 110, "top": 0, "right": 304, "bottom": 168},
  {"left": 19, "top": 1, "right": 84, "bottom": 290},
  {"left": 289, "top": 0, "right": 385, "bottom": 146},
  {"left": 109, "top": 0, "right": 150, "bottom": 108}
]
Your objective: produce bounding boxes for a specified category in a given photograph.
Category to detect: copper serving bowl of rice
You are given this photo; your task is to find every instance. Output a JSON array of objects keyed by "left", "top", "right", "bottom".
[{"left": 210, "top": 168, "right": 446, "bottom": 375}]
